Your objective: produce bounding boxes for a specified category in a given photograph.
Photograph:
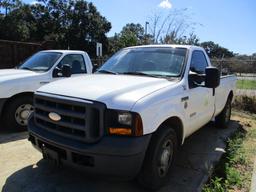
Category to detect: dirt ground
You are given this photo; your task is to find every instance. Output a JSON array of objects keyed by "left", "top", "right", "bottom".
[{"left": 0, "top": 117, "right": 243, "bottom": 192}]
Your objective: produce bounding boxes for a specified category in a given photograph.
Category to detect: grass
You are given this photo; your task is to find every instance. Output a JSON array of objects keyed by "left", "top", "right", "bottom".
[
  {"left": 237, "top": 79, "right": 256, "bottom": 89},
  {"left": 203, "top": 112, "right": 256, "bottom": 192}
]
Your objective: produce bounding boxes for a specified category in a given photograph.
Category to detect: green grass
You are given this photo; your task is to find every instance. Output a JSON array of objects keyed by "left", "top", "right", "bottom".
[
  {"left": 237, "top": 79, "right": 256, "bottom": 89},
  {"left": 203, "top": 112, "right": 256, "bottom": 192}
]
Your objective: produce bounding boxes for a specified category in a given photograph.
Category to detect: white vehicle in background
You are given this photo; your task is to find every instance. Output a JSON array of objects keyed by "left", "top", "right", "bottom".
[
  {"left": 28, "top": 45, "right": 236, "bottom": 189},
  {"left": 0, "top": 50, "right": 93, "bottom": 130}
]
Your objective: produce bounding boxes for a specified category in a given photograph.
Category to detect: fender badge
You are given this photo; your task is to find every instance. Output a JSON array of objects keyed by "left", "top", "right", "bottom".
[{"left": 48, "top": 112, "right": 61, "bottom": 122}]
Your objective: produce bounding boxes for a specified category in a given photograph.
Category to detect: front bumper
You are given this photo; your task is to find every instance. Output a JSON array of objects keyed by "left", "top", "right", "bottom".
[
  {"left": 28, "top": 118, "right": 152, "bottom": 179},
  {"left": 0, "top": 98, "right": 7, "bottom": 117}
]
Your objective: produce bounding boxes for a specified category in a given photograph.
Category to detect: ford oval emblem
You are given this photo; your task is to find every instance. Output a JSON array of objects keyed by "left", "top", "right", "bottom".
[{"left": 48, "top": 112, "right": 61, "bottom": 122}]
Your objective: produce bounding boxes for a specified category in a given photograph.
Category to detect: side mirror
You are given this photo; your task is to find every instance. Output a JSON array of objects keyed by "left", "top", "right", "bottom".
[
  {"left": 53, "top": 68, "right": 60, "bottom": 77},
  {"left": 92, "top": 65, "right": 98, "bottom": 73},
  {"left": 62, "top": 64, "right": 72, "bottom": 77},
  {"left": 205, "top": 67, "right": 220, "bottom": 88}
]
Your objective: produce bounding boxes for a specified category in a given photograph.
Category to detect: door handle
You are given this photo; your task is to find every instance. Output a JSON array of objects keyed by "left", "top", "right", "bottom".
[
  {"left": 40, "top": 82, "right": 50, "bottom": 85},
  {"left": 181, "top": 96, "right": 189, "bottom": 102}
]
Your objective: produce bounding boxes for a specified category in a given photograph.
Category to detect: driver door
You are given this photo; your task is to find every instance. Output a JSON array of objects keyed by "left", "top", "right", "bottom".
[
  {"left": 52, "top": 54, "right": 87, "bottom": 80},
  {"left": 185, "top": 50, "right": 215, "bottom": 134}
]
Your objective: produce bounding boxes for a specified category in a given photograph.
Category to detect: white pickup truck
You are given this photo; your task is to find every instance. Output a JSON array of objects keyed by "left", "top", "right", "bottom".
[
  {"left": 28, "top": 45, "right": 236, "bottom": 189},
  {"left": 0, "top": 50, "right": 93, "bottom": 130}
]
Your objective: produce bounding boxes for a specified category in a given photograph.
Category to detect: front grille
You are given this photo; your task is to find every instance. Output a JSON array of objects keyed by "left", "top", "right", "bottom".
[{"left": 34, "top": 93, "right": 105, "bottom": 143}]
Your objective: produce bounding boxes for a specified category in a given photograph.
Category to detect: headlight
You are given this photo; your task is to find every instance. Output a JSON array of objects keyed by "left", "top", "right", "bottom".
[
  {"left": 106, "top": 109, "right": 143, "bottom": 136},
  {"left": 118, "top": 112, "right": 132, "bottom": 126}
]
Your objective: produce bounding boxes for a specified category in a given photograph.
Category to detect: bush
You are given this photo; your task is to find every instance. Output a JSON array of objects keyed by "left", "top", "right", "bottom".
[{"left": 232, "top": 95, "right": 256, "bottom": 113}]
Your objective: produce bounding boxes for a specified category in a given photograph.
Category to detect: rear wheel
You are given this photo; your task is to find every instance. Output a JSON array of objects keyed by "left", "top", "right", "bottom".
[
  {"left": 215, "top": 97, "right": 232, "bottom": 129},
  {"left": 137, "top": 126, "right": 177, "bottom": 190},
  {"left": 3, "top": 96, "right": 34, "bottom": 131}
]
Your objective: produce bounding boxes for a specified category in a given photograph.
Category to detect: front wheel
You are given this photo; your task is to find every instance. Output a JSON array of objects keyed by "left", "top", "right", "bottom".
[
  {"left": 137, "top": 126, "right": 177, "bottom": 190},
  {"left": 3, "top": 96, "right": 34, "bottom": 131},
  {"left": 215, "top": 97, "right": 232, "bottom": 129}
]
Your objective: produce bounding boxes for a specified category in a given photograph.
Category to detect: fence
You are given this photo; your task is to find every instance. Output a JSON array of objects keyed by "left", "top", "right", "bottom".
[
  {"left": 0, "top": 40, "right": 56, "bottom": 69},
  {"left": 211, "top": 59, "right": 256, "bottom": 75}
]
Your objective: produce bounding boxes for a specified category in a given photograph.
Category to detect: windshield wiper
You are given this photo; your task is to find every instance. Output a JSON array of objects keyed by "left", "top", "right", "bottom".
[
  {"left": 121, "top": 72, "right": 159, "bottom": 78},
  {"left": 97, "top": 69, "right": 118, "bottom": 75},
  {"left": 20, "top": 67, "right": 31, "bottom": 71}
]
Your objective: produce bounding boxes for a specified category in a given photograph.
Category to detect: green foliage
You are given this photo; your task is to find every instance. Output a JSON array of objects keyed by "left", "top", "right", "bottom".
[
  {"left": 161, "top": 32, "right": 200, "bottom": 45},
  {"left": 226, "top": 167, "right": 242, "bottom": 186},
  {"left": 0, "top": 0, "right": 21, "bottom": 15},
  {"left": 200, "top": 41, "right": 234, "bottom": 58},
  {"left": 237, "top": 79, "right": 256, "bottom": 89},
  {"left": 203, "top": 177, "right": 226, "bottom": 192},
  {"left": 0, "top": 0, "right": 111, "bottom": 57},
  {"left": 203, "top": 129, "right": 251, "bottom": 191},
  {"left": 108, "top": 23, "right": 146, "bottom": 55},
  {"left": 0, "top": 4, "right": 35, "bottom": 41}
]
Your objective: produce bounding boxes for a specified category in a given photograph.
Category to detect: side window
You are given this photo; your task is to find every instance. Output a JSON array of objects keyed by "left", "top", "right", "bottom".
[
  {"left": 58, "top": 54, "right": 86, "bottom": 74},
  {"left": 190, "top": 51, "right": 208, "bottom": 74}
]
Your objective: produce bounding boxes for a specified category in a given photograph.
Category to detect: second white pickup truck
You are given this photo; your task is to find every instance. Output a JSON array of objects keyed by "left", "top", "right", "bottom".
[
  {"left": 0, "top": 50, "right": 93, "bottom": 130},
  {"left": 28, "top": 45, "right": 236, "bottom": 189}
]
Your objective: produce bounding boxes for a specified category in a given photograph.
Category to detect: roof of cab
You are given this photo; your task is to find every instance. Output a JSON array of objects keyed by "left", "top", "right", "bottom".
[
  {"left": 125, "top": 44, "right": 203, "bottom": 50},
  {"left": 40, "top": 50, "right": 87, "bottom": 54}
]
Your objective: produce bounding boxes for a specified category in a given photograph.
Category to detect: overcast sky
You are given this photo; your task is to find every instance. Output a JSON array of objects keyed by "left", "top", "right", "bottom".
[{"left": 23, "top": 0, "right": 256, "bottom": 55}]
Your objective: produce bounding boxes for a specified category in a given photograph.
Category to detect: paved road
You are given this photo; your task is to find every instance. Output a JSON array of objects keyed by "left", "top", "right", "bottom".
[
  {"left": 0, "top": 121, "right": 240, "bottom": 192},
  {"left": 237, "top": 76, "right": 256, "bottom": 81}
]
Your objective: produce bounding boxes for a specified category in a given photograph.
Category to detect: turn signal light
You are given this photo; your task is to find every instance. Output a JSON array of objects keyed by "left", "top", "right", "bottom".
[
  {"left": 109, "top": 128, "right": 132, "bottom": 136},
  {"left": 134, "top": 115, "right": 143, "bottom": 136}
]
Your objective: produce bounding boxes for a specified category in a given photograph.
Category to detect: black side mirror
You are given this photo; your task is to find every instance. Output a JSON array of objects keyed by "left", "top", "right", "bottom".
[
  {"left": 53, "top": 67, "right": 60, "bottom": 77},
  {"left": 205, "top": 67, "right": 220, "bottom": 88},
  {"left": 92, "top": 65, "right": 98, "bottom": 73},
  {"left": 62, "top": 64, "right": 72, "bottom": 77}
]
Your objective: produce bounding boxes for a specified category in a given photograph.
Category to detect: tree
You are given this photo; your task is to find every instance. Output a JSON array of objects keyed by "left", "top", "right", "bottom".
[
  {"left": 33, "top": 0, "right": 111, "bottom": 56},
  {"left": 200, "top": 41, "right": 234, "bottom": 58},
  {"left": 0, "top": 4, "right": 36, "bottom": 41},
  {"left": 161, "top": 32, "right": 200, "bottom": 45},
  {"left": 108, "top": 23, "right": 145, "bottom": 55},
  {"left": 148, "top": 9, "right": 198, "bottom": 44},
  {"left": 0, "top": 0, "right": 112, "bottom": 57},
  {"left": 0, "top": 0, "right": 21, "bottom": 15}
]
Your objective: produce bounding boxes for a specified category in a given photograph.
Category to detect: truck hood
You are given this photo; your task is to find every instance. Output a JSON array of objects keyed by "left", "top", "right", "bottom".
[
  {"left": 38, "top": 74, "right": 175, "bottom": 110},
  {"left": 0, "top": 69, "right": 39, "bottom": 82}
]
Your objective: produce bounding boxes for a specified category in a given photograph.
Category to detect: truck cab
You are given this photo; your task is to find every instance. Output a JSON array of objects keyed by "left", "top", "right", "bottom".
[{"left": 0, "top": 50, "right": 93, "bottom": 130}]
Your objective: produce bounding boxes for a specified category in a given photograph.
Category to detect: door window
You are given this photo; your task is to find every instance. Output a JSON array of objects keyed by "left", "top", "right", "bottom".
[
  {"left": 190, "top": 51, "right": 208, "bottom": 74},
  {"left": 58, "top": 54, "right": 86, "bottom": 74}
]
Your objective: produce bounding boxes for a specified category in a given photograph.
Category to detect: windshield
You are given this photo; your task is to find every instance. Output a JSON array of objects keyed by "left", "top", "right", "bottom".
[
  {"left": 19, "top": 52, "right": 62, "bottom": 72},
  {"left": 98, "top": 47, "right": 187, "bottom": 78}
]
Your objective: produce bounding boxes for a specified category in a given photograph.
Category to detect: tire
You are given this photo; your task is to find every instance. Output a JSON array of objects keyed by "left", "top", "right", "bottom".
[
  {"left": 2, "top": 95, "right": 34, "bottom": 131},
  {"left": 215, "top": 97, "right": 232, "bottom": 129},
  {"left": 137, "top": 126, "right": 178, "bottom": 190}
]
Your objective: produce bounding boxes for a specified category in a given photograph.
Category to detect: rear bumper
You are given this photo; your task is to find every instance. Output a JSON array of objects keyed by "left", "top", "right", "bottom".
[
  {"left": 0, "top": 98, "right": 7, "bottom": 117},
  {"left": 28, "top": 119, "right": 152, "bottom": 179}
]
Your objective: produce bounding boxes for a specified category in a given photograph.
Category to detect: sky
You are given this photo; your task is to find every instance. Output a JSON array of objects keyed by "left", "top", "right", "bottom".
[{"left": 23, "top": 0, "right": 256, "bottom": 55}]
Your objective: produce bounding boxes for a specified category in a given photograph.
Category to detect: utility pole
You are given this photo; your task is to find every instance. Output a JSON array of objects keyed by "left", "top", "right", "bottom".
[{"left": 145, "top": 21, "right": 149, "bottom": 35}]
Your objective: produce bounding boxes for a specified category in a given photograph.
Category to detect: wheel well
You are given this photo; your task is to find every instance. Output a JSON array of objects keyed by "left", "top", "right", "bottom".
[
  {"left": 1, "top": 92, "right": 34, "bottom": 117},
  {"left": 159, "top": 116, "right": 184, "bottom": 146}
]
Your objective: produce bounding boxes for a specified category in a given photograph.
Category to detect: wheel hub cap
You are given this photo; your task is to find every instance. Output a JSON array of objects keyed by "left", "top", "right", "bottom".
[
  {"left": 15, "top": 104, "right": 34, "bottom": 126},
  {"left": 161, "top": 149, "right": 171, "bottom": 167},
  {"left": 158, "top": 139, "right": 173, "bottom": 177}
]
